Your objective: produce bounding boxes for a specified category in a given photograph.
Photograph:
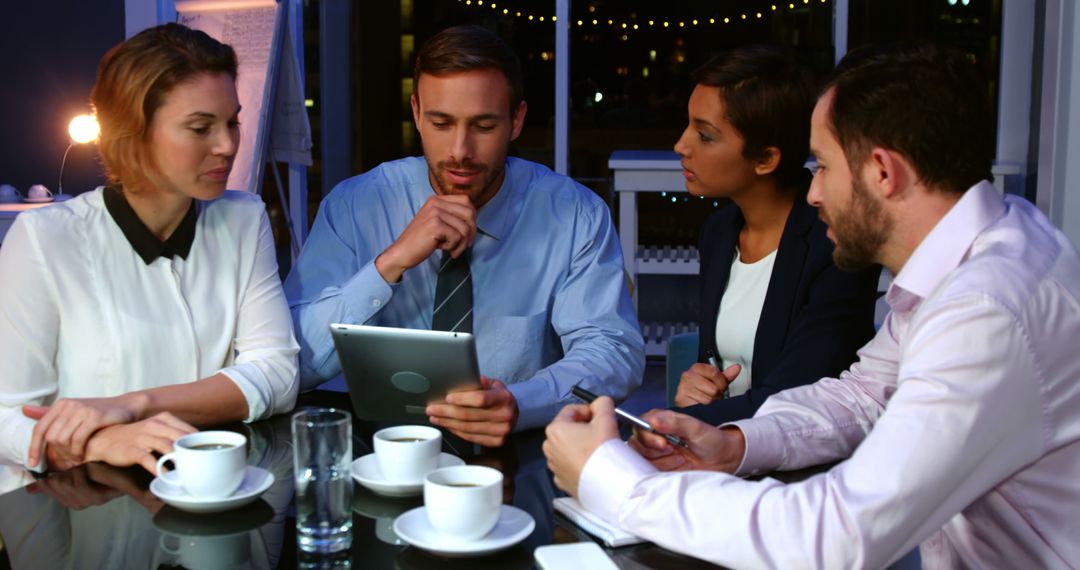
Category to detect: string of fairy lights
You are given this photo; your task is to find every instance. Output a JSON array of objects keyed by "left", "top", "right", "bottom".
[{"left": 455, "top": 0, "right": 830, "bottom": 31}]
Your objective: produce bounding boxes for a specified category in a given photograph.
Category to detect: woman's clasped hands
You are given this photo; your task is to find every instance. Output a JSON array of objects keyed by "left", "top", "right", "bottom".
[{"left": 23, "top": 396, "right": 196, "bottom": 474}]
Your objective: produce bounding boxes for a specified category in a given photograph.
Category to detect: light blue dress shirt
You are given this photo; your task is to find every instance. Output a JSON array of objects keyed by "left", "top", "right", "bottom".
[{"left": 284, "top": 157, "right": 645, "bottom": 429}]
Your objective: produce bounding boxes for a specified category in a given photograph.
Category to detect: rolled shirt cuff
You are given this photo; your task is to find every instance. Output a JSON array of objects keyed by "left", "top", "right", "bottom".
[
  {"left": 0, "top": 408, "right": 44, "bottom": 472},
  {"left": 220, "top": 367, "right": 275, "bottom": 423}
]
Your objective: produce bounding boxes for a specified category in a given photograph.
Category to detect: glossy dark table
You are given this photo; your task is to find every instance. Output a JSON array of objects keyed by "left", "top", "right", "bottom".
[{"left": 0, "top": 390, "right": 720, "bottom": 570}]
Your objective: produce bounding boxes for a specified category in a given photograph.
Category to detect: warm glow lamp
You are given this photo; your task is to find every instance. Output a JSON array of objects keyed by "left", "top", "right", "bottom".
[
  {"left": 69, "top": 114, "right": 99, "bottom": 144},
  {"left": 56, "top": 114, "right": 100, "bottom": 202}
]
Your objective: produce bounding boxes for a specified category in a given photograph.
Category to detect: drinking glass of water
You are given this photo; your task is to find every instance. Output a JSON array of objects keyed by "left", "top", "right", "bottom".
[{"left": 292, "top": 407, "right": 353, "bottom": 553}]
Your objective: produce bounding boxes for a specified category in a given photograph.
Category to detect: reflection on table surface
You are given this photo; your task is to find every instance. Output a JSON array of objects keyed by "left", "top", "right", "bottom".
[{"left": 0, "top": 391, "right": 719, "bottom": 570}]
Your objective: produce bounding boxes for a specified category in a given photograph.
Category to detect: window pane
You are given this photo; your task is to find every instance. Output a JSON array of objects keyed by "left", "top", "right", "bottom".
[
  {"left": 568, "top": 0, "right": 835, "bottom": 242},
  {"left": 407, "top": 1, "right": 556, "bottom": 168},
  {"left": 848, "top": 0, "right": 1002, "bottom": 142}
]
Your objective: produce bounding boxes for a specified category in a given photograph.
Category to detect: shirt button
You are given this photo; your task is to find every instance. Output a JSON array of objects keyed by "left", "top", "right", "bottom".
[{"left": 372, "top": 298, "right": 382, "bottom": 307}]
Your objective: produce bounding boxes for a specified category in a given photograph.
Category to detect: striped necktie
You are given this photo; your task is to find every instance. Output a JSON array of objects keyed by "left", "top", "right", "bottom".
[{"left": 432, "top": 250, "right": 473, "bottom": 333}]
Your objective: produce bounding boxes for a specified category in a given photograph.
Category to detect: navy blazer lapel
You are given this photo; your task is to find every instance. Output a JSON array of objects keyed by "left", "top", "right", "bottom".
[
  {"left": 752, "top": 197, "right": 816, "bottom": 378},
  {"left": 698, "top": 206, "right": 742, "bottom": 360}
]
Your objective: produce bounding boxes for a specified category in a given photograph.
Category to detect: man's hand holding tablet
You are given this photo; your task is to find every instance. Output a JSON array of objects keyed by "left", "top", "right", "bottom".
[{"left": 427, "top": 376, "right": 519, "bottom": 447}]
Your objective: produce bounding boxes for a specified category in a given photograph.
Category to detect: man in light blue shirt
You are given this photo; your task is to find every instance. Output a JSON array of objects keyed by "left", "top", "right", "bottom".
[{"left": 284, "top": 25, "right": 644, "bottom": 447}]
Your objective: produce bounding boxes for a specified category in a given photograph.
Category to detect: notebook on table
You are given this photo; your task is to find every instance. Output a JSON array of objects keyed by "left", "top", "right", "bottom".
[{"left": 553, "top": 497, "right": 647, "bottom": 548}]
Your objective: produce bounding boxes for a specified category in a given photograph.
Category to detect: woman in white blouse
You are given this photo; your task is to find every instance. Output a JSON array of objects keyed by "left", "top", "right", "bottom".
[{"left": 0, "top": 23, "right": 299, "bottom": 482}]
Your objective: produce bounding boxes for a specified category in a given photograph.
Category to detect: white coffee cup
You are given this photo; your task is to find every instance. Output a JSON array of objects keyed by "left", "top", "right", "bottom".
[
  {"left": 160, "top": 531, "right": 251, "bottom": 570},
  {"left": 423, "top": 465, "right": 502, "bottom": 541},
  {"left": 373, "top": 425, "right": 441, "bottom": 484},
  {"left": 156, "top": 431, "right": 247, "bottom": 499},
  {"left": 0, "top": 184, "right": 19, "bottom": 202},
  {"left": 27, "top": 184, "right": 52, "bottom": 200}
]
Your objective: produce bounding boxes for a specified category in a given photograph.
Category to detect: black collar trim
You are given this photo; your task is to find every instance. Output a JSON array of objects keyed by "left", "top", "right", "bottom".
[{"left": 103, "top": 186, "right": 197, "bottom": 265}]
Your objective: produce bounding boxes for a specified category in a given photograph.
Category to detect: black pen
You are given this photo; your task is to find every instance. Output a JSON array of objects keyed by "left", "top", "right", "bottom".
[
  {"left": 570, "top": 385, "right": 689, "bottom": 448},
  {"left": 706, "top": 349, "right": 730, "bottom": 399}
]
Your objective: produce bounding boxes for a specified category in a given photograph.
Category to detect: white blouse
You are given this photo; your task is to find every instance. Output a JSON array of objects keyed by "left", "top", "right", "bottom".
[
  {"left": 714, "top": 247, "right": 776, "bottom": 397},
  {"left": 0, "top": 188, "right": 299, "bottom": 479}
]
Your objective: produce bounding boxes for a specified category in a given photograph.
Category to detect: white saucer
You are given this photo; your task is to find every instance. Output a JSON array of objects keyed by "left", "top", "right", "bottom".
[
  {"left": 393, "top": 505, "right": 535, "bottom": 558},
  {"left": 150, "top": 466, "right": 274, "bottom": 514},
  {"left": 351, "top": 452, "right": 464, "bottom": 497},
  {"left": 22, "top": 197, "right": 54, "bottom": 204}
]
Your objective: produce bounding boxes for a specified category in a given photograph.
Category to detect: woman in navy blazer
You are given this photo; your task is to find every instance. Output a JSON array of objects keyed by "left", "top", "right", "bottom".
[{"left": 672, "top": 47, "right": 880, "bottom": 425}]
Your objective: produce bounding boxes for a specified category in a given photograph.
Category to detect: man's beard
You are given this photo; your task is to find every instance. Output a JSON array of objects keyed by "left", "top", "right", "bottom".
[{"left": 825, "top": 176, "right": 890, "bottom": 271}]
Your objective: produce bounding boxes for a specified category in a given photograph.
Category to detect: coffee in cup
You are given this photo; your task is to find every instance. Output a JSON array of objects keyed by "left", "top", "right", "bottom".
[
  {"left": 189, "top": 443, "right": 237, "bottom": 451},
  {"left": 373, "top": 425, "right": 441, "bottom": 484},
  {"left": 156, "top": 431, "right": 247, "bottom": 499},
  {"left": 423, "top": 465, "right": 502, "bottom": 541}
]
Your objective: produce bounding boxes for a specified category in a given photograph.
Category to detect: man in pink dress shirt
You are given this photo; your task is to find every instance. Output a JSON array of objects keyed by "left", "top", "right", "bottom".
[{"left": 544, "top": 42, "right": 1080, "bottom": 568}]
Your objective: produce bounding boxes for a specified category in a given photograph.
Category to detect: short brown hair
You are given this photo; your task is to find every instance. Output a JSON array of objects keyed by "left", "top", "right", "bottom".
[
  {"left": 413, "top": 25, "right": 524, "bottom": 112},
  {"left": 91, "top": 23, "right": 237, "bottom": 192},
  {"left": 822, "top": 41, "right": 994, "bottom": 195},
  {"left": 691, "top": 46, "right": 817, "bottom": 190}
]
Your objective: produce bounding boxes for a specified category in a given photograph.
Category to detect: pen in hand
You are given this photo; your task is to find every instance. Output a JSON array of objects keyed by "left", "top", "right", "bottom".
[
  {"left": 706, "top": 350, "right": 731, "bottom": 400},
  {"left": 570, "top": 385, "right": 689, "bottom": 448}
]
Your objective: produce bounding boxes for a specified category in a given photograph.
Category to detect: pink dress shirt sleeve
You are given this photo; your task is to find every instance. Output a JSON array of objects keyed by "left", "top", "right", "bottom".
[{"left": 578, "top": 292, "right": 1048, "bottom": 568}]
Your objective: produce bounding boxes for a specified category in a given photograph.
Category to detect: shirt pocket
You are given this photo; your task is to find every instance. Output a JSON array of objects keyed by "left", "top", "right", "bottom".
[{"left": 493, "top": 311, "right": 548, "bottom": 383}]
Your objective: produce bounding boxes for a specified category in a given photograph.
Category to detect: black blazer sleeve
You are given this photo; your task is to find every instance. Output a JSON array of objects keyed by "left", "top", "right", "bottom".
[{"left": 680, "top": 198, "right": 880, "bottom": 425}]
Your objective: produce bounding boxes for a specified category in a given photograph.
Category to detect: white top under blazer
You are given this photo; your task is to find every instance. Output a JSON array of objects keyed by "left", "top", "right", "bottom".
[{"left": 714, "top": 247, "right": 777, "bottom": 397}]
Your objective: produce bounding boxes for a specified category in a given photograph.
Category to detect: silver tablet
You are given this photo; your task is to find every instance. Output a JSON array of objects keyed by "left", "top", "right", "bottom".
[{"left": 330, "top": 323, "right": 481, "bottom": 421}]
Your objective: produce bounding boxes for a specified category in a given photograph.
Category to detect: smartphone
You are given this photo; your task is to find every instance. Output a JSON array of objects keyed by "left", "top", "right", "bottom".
[{"left": 534, "top": 542, "right": 619, "bottom": 570}]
